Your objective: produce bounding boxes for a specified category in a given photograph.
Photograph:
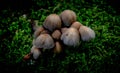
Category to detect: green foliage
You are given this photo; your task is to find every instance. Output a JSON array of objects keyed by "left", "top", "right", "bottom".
[{"left": 0, "top": 0, "right": 120, "bottom": 73}]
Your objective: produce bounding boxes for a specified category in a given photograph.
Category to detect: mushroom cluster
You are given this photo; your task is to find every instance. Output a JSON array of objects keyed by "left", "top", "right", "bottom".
[{"left": 24, "top": 10, "right": 95, "bottom": 60}]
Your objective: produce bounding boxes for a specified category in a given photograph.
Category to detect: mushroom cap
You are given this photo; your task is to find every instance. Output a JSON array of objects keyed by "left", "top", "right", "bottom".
[
  {"left": 59, "top": 10, "right": 76, "bottom": 27},
  {"left": 23, "top": 53, "right": 32, "bottom": 61},
  {"left": 61, "top": 27, "right": 68, "bottom": 33},
  {"left": 61, "top": 27, "right": 80, "bottom": 47},
  {"left": 43, "top": 14, "right": 62, "bottom": 32},
  {"left": 71, "top": 21, "right": 83, "bottom": 30},
  {"left": 52, "top": 30, "right": 61, "bottom": 40},
  {"left": 32, "top": 48, "right": 41, "bottom": 59},
  {"left": 41, "top": 29, "right": 50, "bottom": 34},
  {"left": 79, "top": 26, "right": 95, "bottom": 41},
  {"left": 31, "top": 45, "right": 37, "bottom": 53},
  {"left": 33, "top": 34, "right": 55, "bottom": 49},
  {"left": 33, "top": 26, "right": 45, "bottom": 39}
]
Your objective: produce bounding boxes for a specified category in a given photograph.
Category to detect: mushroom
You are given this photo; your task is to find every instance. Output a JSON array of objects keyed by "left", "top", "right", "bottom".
[
  {"left": 33, "top": 26, "right": 45, "bottom": 39},
  {"left": 23, "top": 46, "right": 41, "bottom": 60},
  {"left": 61, "top": 27, "right": 68, "bottom": 33},
  {"left": 79, "top": 25, "right": 95, "bottom": 41},
  {"left": 30, "top": 46, "right": 42, "bottom": 60},
  {"left": 23, "top": 53, "right": 32, "bottom": 61},
  {"left": 33, "top": 34, "right": 55, "bottom": 49},
  {"left": 43, "top": 14, "right": 62, "bottom": 32},
  {"left": 52, "top": 30, "right": 61, "bottom": 40},
  {"left": 40, "top": 29, "right": 49, "bottom": 34},
  {"left": 59, "top": 10, "right": 76, "bottom": 27},
  {"left": 53, "top": 41, "right": 62, "bottom": 54},
  {"left": 61, "top": 27, "right": 80, "bottom": 47},
  {"left": 32, "top": 47, "right": 41, "bottom": 60},
  {"left": 71, "top": 21, "right": 83, "bottom": 30}
]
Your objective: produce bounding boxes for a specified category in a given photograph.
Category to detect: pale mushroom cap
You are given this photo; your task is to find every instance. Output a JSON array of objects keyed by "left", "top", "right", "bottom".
[
  {"left": 30, "top": 45, "right": 41, "bottom": 59},
  {"left": 52, "top": 30, "right": 61, "bottom": 40},
  {"left": 43, "top": 14, "right": 62, "bottom": 32},
  {"left": 34, "top": 34, "right": 55, "bottom": 49},
  {"left": 59, "top": 10, "right": 76, "bottom": 27},
  {"left": 79, "top": 26, "right": 95, "bottom": 41},
  {"left": 33, "top": 26, "right": 44, "bottom": 39},
  {"left": 32, "top": 39, "right": 35, "bottom": 45},
  {"left": 31, "top": 45, "right": 37, "bottom": 53},
  {"left": 71, "top": 21, "right": 83, "bottom": 30},
  {"left": 32, "top": 48, "right": 41, "bottom": 59},
  {"left": 61, "top": 27, "right": 80, "bottom": 47}
]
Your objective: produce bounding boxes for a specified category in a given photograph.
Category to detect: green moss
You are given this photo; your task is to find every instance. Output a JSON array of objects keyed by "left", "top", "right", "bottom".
[{"left": 0, "top": 0, "right": 120, "bottom": 73}]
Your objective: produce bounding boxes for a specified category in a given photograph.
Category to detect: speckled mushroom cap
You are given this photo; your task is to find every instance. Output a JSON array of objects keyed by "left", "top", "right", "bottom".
[
  {"left": 33, "top": 34, "right": 55, "bottom": 49},
  {"left": 59, "top": 10, "right": 76, "bottom": 27},
  {"left": 43, "top": 14, "right": 62, "bottom": 32},
  {"left": 61, "top": 27, "right": 80, "bottom": 47}
]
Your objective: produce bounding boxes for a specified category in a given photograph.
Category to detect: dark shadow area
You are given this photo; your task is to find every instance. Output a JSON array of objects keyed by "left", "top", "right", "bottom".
[{"left": 107, "top": 0, "right": 120, "bottom": 12}]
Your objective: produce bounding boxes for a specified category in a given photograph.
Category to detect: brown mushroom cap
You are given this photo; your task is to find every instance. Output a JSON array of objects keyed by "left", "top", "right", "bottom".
[
  {"left": 79, "top": 26, "right": 95, "bottom": 41},
  {"left": 33, "top": 26, "right": 45, "bottom": 39},
  {"left": 61, "top": 27, "right": 80, "bottom": 47},
  {"left": 41, "top": 29, "right": 50, "bottom": 34},
  {"left": 33, "top": 34, "right": 55, "bottom": 49},
  {"left": 61, "top": 27, "right": 68, "bottom": 33},
  {"left": 23, "top": 53, "right": 32, "bottom": 61},
  {"left": 52, "top": 30, "right": 61, "bottom": 40},
  {"left": 59, "top": 10, "right": 76, "bottom": 27},
  {"left": 43, "top": 14, "right": 62, "bottom": 32},
  {"left": 53, "top": 41, "right": 62, "bottom": 54},
  {"left": 71, "top": 21, "right": 83, "bottom": 30}
]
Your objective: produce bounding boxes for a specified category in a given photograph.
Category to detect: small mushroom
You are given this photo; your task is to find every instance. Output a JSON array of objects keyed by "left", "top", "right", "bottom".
[
  {"left": 23, "top": 53, "right": 32, "bottom": 61},
  {"left": 71, "top": 21, "right": 83, "bottom": 30},
  {"left": 53, "top": 41, "right": 62, "bottom": 54},
  {"left": 33, "top": 34, "right": 55, "bottom": 49},
  {"left": 59, "top": 10, "right": 76, "bottom": 27},
  {"left": 23, "top": 46, "right": 38, "bottom": 60},
  {"left": 32, "top": 48, "right": 41, "bottom": 60},
  {"left": 43, "top": 14, "right": 62, "bottom": 32},
  {"left": 30, "top": 45, "right": 38, "bottom": 53},
  {"left": 30, "top": 46, "right": 42, "bottom": 60},
  {"left": 33, "top": 26, "right": 45, "bottom": 39},
  {"left": 79, "top": 25, "right": 95, "bottom": 41},
  {"left": 61, "top": 27, "right": 80, "bottom": 47},
  {"left": 52, "top": 30, "right": 61, "bottom": 40}
]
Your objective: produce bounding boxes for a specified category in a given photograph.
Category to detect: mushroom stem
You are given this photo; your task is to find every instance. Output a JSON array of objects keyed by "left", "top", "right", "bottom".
[{"left": 53, "top": 41, "right": 62, "bottom": 54}]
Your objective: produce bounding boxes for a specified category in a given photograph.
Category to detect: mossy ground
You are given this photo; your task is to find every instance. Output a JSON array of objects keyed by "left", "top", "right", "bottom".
[{"left": 0, "top": 0, "right": 120, "bottom": 73}]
